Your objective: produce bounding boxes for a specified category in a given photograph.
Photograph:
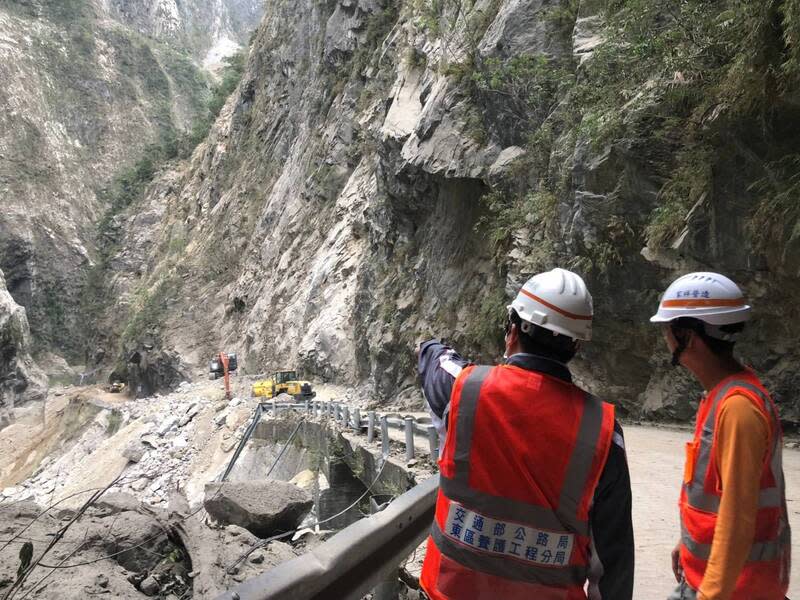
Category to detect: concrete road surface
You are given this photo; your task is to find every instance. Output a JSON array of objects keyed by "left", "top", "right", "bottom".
[{"left": 626, "top": 425, "right": 799, "bottom": 598}]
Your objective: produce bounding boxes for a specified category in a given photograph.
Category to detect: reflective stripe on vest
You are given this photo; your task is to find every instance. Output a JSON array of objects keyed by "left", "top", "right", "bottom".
[
  {"left": 682, "top": 523, "right": 790, "bottom": 562},
  {"left": 682, "top": 378, "right": 789, "bottom": 567},
  {"left": 432, "top": 365, "right": 608, "bottom": 583},
  {"left": 440, "top": 365, "right": 604, "bottom": 536},
  {"left": 684, "top": 380, "right": 783, "bottom": 513}
]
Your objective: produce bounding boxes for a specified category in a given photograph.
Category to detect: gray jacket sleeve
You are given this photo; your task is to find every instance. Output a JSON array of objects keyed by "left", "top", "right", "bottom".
[
  {"left": 417, "top": 339, "right": 470, "bottom": 440},
  {"left": 590, "top": 420, "right": 635, "bottom": 599}
]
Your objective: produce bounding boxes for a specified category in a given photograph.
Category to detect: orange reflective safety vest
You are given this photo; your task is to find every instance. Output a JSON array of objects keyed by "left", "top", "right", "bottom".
[
  {"left": 420, "top": 364, "right": 615, "bottom": 600},
  {"left": 680, "top": 372, "right": 791, "bottom": 598}
]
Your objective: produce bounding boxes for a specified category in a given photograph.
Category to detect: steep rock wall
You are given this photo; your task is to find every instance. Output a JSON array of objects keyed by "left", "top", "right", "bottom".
[
  {"left": 0, "top": 269, "right": 46, "bottom": 426},
  {"left": 111, "top": 0, "right": 800, "bottom": 424},
  {"left": 0, "top": 0, "right": 261, "bottom": 364}
]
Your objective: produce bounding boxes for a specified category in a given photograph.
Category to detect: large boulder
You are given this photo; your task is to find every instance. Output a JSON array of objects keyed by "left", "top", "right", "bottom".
[
  {"left": 0, "top": 268, "right": 46, "bottom": 426},
  {"left": 203, "top": 480, "right": 313, "bottom": 538}
]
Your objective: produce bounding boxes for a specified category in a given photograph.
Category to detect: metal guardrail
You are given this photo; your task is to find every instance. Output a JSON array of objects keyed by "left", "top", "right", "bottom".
[
  {"left": 213, "top": 397, "right": 440, "bottom": 600},
  {"left": 264, "top": 399, "right": 439, "bottom": 462},
  {"left": 214, "top": 475, "right": 438, "bottom": 600},
  {"left": 219, "top": 397, "right": 439, "bottom": 483},
  {"left": 219, "top": 404, "right": 266, "bottom": 481}
]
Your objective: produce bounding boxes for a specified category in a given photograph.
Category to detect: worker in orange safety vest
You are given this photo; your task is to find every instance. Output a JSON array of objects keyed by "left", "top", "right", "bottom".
[
  {"left": 651, "top": 272, "right": 790, "bottom": 600},
  {"left": 417, "top": 268, "right": 634, "bottom": 599}
]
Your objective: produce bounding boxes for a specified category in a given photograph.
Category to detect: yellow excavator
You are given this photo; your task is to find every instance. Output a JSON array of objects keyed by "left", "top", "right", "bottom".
[{"left": 252, "top": 370, "right": 315, "bottom": 400}]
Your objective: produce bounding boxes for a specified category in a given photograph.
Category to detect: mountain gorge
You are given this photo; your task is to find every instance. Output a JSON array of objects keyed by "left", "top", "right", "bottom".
[
  {"left": 3, "top": 0, "right": 800, "bottom": 425},
  {"left": 0, "top": 0, "right": 261, "bottom": 372}
]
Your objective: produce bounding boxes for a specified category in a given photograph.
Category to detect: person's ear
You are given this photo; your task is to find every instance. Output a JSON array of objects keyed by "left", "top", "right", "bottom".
[
  {"left": 684, "top": 329, "right": 697, "bottom": 350},
  {"left": 507, "top": 324, "right": 519, "bottom": 346}
]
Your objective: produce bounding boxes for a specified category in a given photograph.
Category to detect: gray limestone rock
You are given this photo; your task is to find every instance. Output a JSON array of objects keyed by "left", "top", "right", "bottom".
[
  {"left": 173, "top": 517, "right": 297, "bottom": 598},
  {"left": 157, "top": 416, "right": 179, "bottom": 437},
  {"left": 0, "top": 498, "right": 174, "bottom": 599},
  {"left": 203, "top": 480, "right": 313, "bottom": 538},
  {"left": 93, "top": 492, "right": 142, "bottom": 515},
  {"left": 123, "top": 441, "right": 146, "bottom": 463},
  {"left": 140, "top": 575, "right": 160, "bottom": 596},
  {"left": 0, "top": 269, "right": 46, "bottom": 424}
]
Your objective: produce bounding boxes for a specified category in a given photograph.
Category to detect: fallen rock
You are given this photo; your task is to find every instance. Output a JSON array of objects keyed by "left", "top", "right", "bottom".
[
  {"left": 94, "top": 492, "right": 140, "bottom": 515},
  {"left": 167, "top": 490, "right": 190, "bottom": 517},
  {"left": 123, "top": 441, "right": 146, "bottom": 463},
  {"left": 140, "top": 575, "right": 160, "bottom": 596},
  {"left": 0, "top": 498, "right": 174, "bottom": 598},
  {"left": 141, "top": 434, "right": 159, "bottom": 448},
  {"left": 289, "top": 469, "right": 316, "bottom": 489},
  {"left": 179, "top": 404, "right": 200, "bottom": 426},
  {"left": 173, "top": 519, "right": 297, "bottom": 598},
  {"left": 157, "top": 416, "right": 178, "bottom": 436},
  {"left": 203, "top": 480, "right": 313, "bottom": 538},
  {"left": 131, "top": 477, "right": 150, "bottom": 492}
]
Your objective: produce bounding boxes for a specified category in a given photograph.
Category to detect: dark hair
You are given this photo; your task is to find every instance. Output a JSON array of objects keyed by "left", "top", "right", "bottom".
[
  {"left": 508, "top": 309, "right": 578, "bottom": 363},
  {"left": 670, "top": 317, "right": 744, "bottom": 357}
]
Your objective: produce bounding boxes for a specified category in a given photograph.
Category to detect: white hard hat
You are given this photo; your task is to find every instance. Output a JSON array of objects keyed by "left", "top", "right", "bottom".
[
  {"left": 508, "top": 268, "right": 593, "bottom": 341},
  {"left": 650, "top": 272, "right": 751, "bottom": 326}
]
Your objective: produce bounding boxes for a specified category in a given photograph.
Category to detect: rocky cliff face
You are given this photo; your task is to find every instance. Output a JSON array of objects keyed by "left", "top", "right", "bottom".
[
  {"left": 104, "top": 0, "right": 263, "bottom": 70},
  {"left": 0, "top": 0, "right": 261, "bottom": 367},
  {"left": 0, "top": 269, "right": 46, "bottom": 426},
  {"left": 12, "top": 0, "right": 800, "bottom": 424}
]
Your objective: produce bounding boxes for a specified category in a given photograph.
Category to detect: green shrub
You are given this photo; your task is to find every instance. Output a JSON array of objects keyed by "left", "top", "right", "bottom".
[
  {"left": 747, "top": 154, "right": 800, "bottom": 258},
  {"left": 121, "top": 274, "right": 182, "bottom": 345},
  {"left": 106, "top": 410, "right": 123, "bottom": 435},
  {"left": 645, "top": 147, "right": 712, "bottom": 248},
  {"left": 189, "top": 51, "right": 247, "bottom": 147}
]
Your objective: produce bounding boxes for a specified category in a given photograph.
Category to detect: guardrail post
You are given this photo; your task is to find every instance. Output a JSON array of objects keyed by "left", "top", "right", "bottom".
[
  {"left": 427, "top": 426, "right": 438, "bottom": 459},
  {"left": 353, "top": 408, "right": 361, "bottom": 432},
  {"left": 305, "top": 398, "right": 310, "bottom": 414},
  {"left": 404, "top": 417, "right": 415, "bottom": 462},
  {"left": 370, "top": 499, "right": 400, "bottom": 600},
  {"left": 271, "top": 400, "right": 277, "bottom": 417},
  {"left": 367, "top": 411, "right": 376, "bottom": 443},
  {"left": 381, "top": 415, "right": 389, "bottom": 458},
  {"left": 343, "top": 405, "right": 350, "bottom": 429}
]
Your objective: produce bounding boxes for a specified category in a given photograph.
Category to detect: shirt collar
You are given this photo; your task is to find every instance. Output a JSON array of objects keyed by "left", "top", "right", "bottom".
[{"left": 504, "top": 353, "right": 572, "bottom": 383}]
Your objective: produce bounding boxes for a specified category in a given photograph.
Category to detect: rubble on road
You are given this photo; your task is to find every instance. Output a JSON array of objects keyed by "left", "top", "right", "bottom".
[{"left": 0, "top": 382, "right": 259, "bottom": 510}]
